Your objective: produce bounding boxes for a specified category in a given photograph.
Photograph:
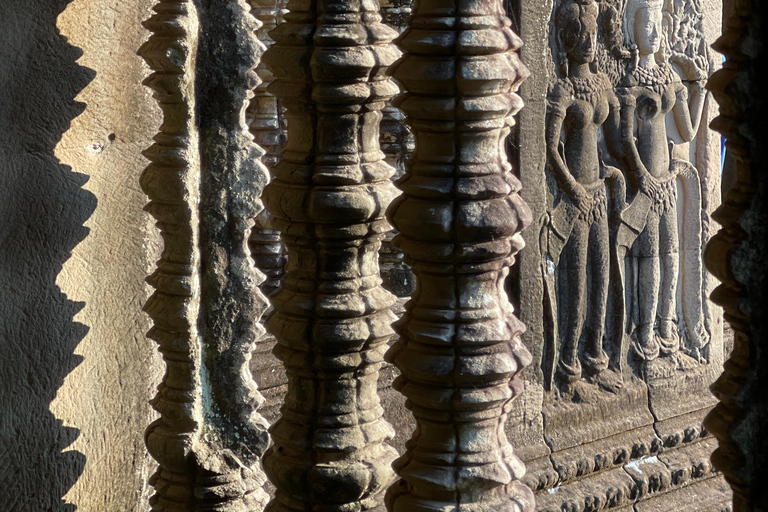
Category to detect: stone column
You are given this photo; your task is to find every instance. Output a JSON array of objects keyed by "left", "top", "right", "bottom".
[
  {"left": 377, "top": 0, "right": 415, "bottom": 299},
  {"left": 247, "top": 0, "right": 287, "bottom": 298},
  {"left": 260, "top": 0, "right": 401, "bottom": 509},
  {"left": 139, "top": 0, "right": 271, "bottom": 509},
  {"left": 384, "top": 0, "right": 534, "bottom": 508},
  {"left": 704, "top": 0, "right": 768, "bottom": 510}
]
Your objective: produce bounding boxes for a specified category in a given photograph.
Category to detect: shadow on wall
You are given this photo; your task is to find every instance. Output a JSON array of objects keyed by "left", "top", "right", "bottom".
[{"left": 0, "top": 0, "right": 95, "bottom": 509}]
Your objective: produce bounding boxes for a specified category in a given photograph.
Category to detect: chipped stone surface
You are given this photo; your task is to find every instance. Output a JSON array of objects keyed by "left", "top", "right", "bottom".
[
  {"left": 535, "top": 467, "right": 637, "bottom": 512},
  {"left": 535, "top": 440, "right": 727, "bottom": 512},
  {"left": 634, "top": 474, "right": 732, "bottom": 512}
]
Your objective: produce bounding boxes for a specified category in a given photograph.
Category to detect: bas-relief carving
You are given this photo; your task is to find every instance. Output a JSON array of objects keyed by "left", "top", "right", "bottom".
[
  {"left": 530, "top": 0, "right": 723, "bottom": 503},
  {"left": 542, "top": 0, "right": 624, "bottom": 397},
  {"left": 543, "top": 0, "right": 711, "bottom": 391},
  {"left": 614, "top": 0, "right": 722, "bottom": 437},
  {"left": 617, "top": 0, "right": 708, "bottom": 366}
]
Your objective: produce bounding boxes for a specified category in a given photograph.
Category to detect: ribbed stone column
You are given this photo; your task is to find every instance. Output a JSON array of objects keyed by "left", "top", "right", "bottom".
[
  {"left": 247, "top": 0, "right": 287, "bottom": 297},
  {"left": 139, "top": 0, "right": 271, "bottom": 509},
  {"left": 260, "top": 0, "right": 401, "bottom": 509},
  {"left": 384, "top": 0, "right": 535, "bottom": 508},
  {"left": 704, "top": 0, "right": 768, "bottom": 509}
]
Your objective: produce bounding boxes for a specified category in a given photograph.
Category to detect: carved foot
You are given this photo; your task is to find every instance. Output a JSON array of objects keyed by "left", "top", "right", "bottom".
[
  {"left": 657, "top": 321, "right": 681, "bottom": 356},
  {"left": 631, "top": 328, "right": 660, "bottom": 361},
  {"left": 583, "top": 348, "right": 609, "bottom": 376},
  {"left": 586, "top": 369, "right": 624, "bottom": 394},
  {"left": 683, "top": 346, "right": 707, "bottom": 365},
  {"left": 570, "top": 380, "right": 602, "bottom": 403},
  {"left": 683, "top": 323, "right": 710, "bottom": 364},
  {"left": 554, "top": 370, "right": 578, "bottom": 400},
  {"left": 672, "top": 351, "right": 701, "bottom": 371},
  {"left": 556, "top": 357, "right": 582, "bottom": 388}
]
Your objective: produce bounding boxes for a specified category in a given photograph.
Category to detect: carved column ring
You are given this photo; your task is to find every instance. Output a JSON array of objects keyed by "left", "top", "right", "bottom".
[{"left": 263, "top": 182, "right": 397, "bottom": 222}]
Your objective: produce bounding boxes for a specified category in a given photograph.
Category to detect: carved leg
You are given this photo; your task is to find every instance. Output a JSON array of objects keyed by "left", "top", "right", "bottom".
[
  {"left": 657, "top": 203, "right": 680, "bottom": 356},
  {"left": 584, "top": 214, "right": 610, "bottom": 376},
  {"left": 635, "top": 213, "right": 661, "bottom": 360},
  {"left": 385, "top": 0, "right": 534, "bottom": 507},
  {"left": 558, "top": 221, "right": 589, "bottom": 385},
  {"left": 260, "top": 0, "right": 400, "bottom": 509},
  {"left": 140, "top": 1, "right": 271, "bottom": 509}
]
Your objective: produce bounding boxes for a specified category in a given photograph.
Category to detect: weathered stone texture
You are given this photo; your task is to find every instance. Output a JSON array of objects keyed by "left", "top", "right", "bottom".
[
  {"left": 704, "top": 0, "right": 768, "bottom": 510},
  {"left": 139, "top": 0, "right": 272, "bottom": 509},
  {"left": 260, "top": 0, "right": 401, "bottom": 508},
  {"left": 0, "top": 0, "right": 162, "bottom": 510},
  {"left": 385, "top": 0, "right": 534, "bottom": 508}
]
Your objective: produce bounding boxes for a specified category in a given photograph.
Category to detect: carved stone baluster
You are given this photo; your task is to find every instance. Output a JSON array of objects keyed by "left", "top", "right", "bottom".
[
  {"left": 139, "top": 0, "right": 271, "bottom": 509},
  {"left": 384, "top": 0, "right": 535, "bottom": 508},
  {"left": 247, "top": 0, "right": 287, "bottom": 297},
  {"left": 378, "top": 0, "right": 415, "bottom": 298},
  {"left": 260, "top": 0, "right": 401, "bottom": 508},
  {"left": 248, "top": 212, "right": 286, "bottom": 297},
  {"left": 704, "top": 0, "right": 768, "bottom": 509}
]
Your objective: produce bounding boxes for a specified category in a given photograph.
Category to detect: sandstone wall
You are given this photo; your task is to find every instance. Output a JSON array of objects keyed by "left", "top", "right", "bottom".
[{"left": 0, "top": 1, "right": 162, "bottom": 510}]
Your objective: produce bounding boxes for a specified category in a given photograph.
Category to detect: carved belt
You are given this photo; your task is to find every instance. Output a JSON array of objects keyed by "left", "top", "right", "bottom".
[
  {"left": 577, "top": 179, "right": 608, "bottom": 224},
  {"left": 648, "top": 173, "right": 678, "bottom": 216}
]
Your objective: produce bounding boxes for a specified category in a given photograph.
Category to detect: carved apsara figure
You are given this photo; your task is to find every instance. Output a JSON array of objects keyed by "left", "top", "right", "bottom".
[
  {"left": 618, "top": 0, "right": 706, "bottom": 361},
  {"left": 544, "top": 0, "right": 624, "bottom": 392}
]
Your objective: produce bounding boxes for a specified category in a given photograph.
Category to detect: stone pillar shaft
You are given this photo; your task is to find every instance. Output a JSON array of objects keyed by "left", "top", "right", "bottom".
[
  {"left": 384, "top": 0, "right": 535, "bottom": 508},
  {"left": 247, "top": 0, "right": 287, "bottom": 298},
  {"left": 260, "top": 0, "right": 401, "bottom": 509},
  {"left": 139, "top": 0, "right": 271, "bottom": 509},
  {"left": 704, "top": 0, "right": 768, "bottom": 509}
]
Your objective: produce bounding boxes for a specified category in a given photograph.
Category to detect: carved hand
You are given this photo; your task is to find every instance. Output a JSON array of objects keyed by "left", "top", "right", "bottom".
[
  {"left": 629, "top": 44, "right": 639, "bottom": 71},
  {"left": 570, "top": 182, "right": 593, "bottom": 215},
  {"left": 695, "top": 39, "right": 711, "bottom": 77},
  {"left": 670, "top": 52, "right": 706, "bottom": 81},
  {"left": 638, "top": 173, "right": 659, "bottom": 197},
  {"left": 617, "top": 87, "right": 636, "bottom": 108}
]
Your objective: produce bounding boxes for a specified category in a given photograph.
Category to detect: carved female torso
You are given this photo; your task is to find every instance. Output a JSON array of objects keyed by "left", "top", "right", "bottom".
[
  {"left": 559, "top": 73, "right": 613, "bottom": 185},
  {"left": 623, "top": 63, "right": 680, "bottom": 181}
]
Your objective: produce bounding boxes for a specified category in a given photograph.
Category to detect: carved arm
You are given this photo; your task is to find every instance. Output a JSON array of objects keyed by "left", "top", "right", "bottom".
[
  {"left": 672, "top": 80, "right": 706, "bottom": 142},
  {"left": 546, "top": 95, "right": 590, "bottom": 210},
  {"left": 603, "top": 87, "right": 625, "bottom": 164},
  {"left": 546, "top": 109, "right": 577, "bottom": 192},
  {"left": 618, "top": 87, "right": 653, "bottom": 191}
]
